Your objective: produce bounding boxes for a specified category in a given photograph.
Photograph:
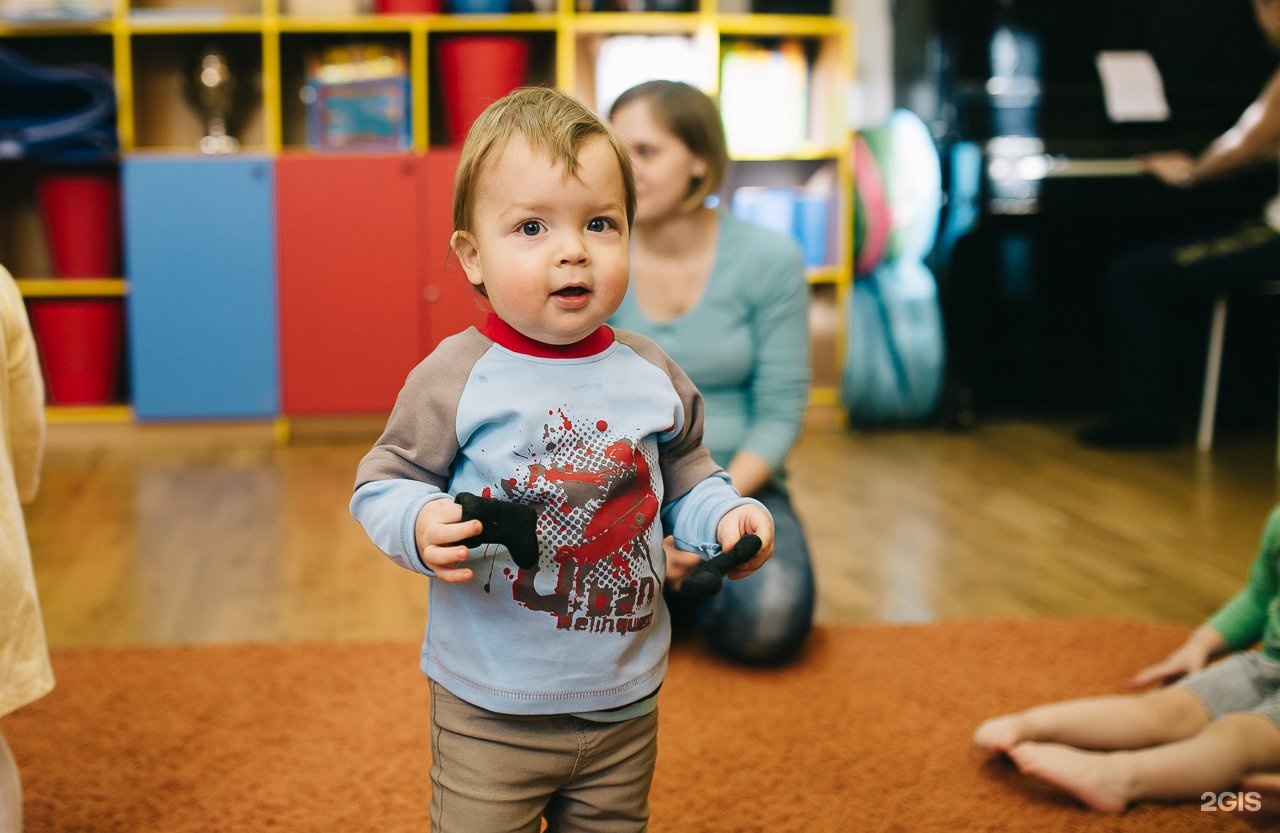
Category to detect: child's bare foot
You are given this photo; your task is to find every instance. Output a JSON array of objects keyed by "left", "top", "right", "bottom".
[
  {"left": 974, "top": 714, "right": 1030, "bottom": 754},
  {"left": 1009, "top": 742, "right": 1130, "bottom": 814},
  {"left": 1238, "top": 773, "right": 1280, "bottom": 829}
]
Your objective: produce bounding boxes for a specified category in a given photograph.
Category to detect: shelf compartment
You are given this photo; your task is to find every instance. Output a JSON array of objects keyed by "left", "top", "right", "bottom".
[
  {"left": 125, "top": 12, "right": 268, "bottom": 30},
  {"left": 0, "top": 165, "right": 53, "bottom": 279},
  {"left": 426, "top": 12, "right": 557, "bottom": 32},
  {"left": 722, "top": 157, "right": 844, "bottom": 274},
  {"left": 128, "top": 0, "right": 264, "bottom": 19},
  {"left": 567, "top": 11, "right": 702, "bottom": 33},
  {"left": 808, "top": 280, "right": 840, "bottom": 397},
  {"left": 0, "top": 18, "right": 113, "bottom": 34},
  {"left": 1, "top": 163, "right": 125, "bottom": 281},
  {"left": 574, "top": 29, "right": 714, "bottom": 113},
  {"left": 719, "top": 34, "right": 847, "bottom": 157},
  {"left": 277, "top": 16, "right": 416, "bottom": 30},
  {"left": 279, "top": 32, "right": 414, "bottom": 150},
  {"left": 427, "top": 29, "right": 555, "bottom": 147},
  {"left": 128, "top": 32, "right": 267, "bottom": 151}
]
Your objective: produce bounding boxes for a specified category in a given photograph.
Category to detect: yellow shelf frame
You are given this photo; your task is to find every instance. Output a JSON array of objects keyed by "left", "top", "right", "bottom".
[
  {"left": 46, "top": 405, "right": 134, "bottom": 424},
  {"left": 16, "top": 279, "right": 130, "bottom": 297}
]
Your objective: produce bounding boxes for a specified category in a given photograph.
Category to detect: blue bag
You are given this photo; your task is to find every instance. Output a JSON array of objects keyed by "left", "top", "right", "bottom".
[
  {"left": 0, "top": 44, "right": 117, "bottom": 162},
  {"left": 843, "top": 259, "right": 946, "bottom": 425},
  {"left": 842, "top": 108, "right": 947, "bottom": 425}
]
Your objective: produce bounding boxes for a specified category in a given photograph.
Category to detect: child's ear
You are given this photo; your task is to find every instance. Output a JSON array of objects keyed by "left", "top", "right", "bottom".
[{"left": 450, "top": 230, "right": 484, "bottom": 289}]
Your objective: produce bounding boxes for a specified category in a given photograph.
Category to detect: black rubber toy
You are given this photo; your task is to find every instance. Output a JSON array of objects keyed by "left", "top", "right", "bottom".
[
  {"left": 677, "top": 533, "right": 762, "bottom": 599},
  {"left": 455, "top": 492, "right": 540, "bottom": 569}
]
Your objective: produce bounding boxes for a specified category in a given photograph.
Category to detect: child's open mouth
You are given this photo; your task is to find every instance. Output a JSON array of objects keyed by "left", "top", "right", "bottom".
[{"left": 553, "top": 286, "right": 588, "bottom": 297}]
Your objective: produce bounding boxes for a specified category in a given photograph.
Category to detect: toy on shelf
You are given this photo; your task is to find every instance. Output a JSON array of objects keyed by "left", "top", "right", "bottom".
[
  {"left": 301, "top": 43, "right": 411, "bottom": 151},
  {"left": 188, "top": 45, "right": 240, "bottom": 155}
]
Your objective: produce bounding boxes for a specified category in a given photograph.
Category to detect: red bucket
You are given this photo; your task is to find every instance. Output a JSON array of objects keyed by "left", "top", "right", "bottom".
[
  {"left": 29, "top": 299, "right": 124, "bottom": 405},
  {"left": 437, "top": 36, "right": 530, "bottom": 145},
  {"left": 37, "top": 170, "right": 122, "bottom": 278}
]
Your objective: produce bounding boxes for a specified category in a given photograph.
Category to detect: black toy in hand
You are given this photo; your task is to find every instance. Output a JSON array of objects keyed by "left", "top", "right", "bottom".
[
  {"left": 455, "top": 492, "right": 539, "bottom": 569},
  {"left": 677, "top": 534, "right": 762, "bottom": 599}
]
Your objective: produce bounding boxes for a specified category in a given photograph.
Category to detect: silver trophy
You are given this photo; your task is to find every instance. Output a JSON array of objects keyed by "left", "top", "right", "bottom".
[{"left": 189, "top": 46, "right": 240, "bottom": 154}]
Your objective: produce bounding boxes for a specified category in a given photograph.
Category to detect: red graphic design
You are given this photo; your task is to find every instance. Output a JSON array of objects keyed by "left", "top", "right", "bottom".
[{"left": 494, "top": 410, "right": 660, "bottom": 634}]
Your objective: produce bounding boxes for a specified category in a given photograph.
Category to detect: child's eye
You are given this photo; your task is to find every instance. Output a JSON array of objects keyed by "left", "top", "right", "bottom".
[
  {"left": 586, "top": 218, "right": 613, "bottom": 233},
  {"left": 519, "top": 221, "right": 543, "bottom": 237}
]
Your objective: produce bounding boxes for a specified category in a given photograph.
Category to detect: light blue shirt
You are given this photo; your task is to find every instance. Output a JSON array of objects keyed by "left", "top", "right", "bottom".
[{"left": 351, "top": 322, "right": 763, "bottom": 716}]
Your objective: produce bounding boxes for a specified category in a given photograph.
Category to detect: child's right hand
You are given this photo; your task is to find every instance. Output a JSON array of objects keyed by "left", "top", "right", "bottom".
[
  {"left": 414, "top": 498, "right": 483, "bottom": 583},
  {"left": 1128, "top": 625, "right": 1227, "bottom": 689}
]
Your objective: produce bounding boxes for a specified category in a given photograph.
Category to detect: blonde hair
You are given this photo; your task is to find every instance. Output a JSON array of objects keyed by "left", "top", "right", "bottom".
[
  {"left": 452, "top": 86, "right": 636, "bottom": 234},
  {"left": 608, "top": 80, "right": 729, "bottom": 213}
]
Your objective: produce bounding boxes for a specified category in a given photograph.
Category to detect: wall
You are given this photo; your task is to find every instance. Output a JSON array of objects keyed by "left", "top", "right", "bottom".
[{"left": 838, "top": 0, "right": 893, "bottom": 128}]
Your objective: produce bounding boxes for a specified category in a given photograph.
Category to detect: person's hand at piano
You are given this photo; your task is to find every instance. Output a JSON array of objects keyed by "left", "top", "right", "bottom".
[{"left": 1139, "top": 151, "right": 1197, "bottom": 188}]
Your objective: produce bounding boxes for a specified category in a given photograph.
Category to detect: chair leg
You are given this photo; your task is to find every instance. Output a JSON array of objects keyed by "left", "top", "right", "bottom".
[{"left": 1198, "top": 295, "right": 1229, "bottom": 452}]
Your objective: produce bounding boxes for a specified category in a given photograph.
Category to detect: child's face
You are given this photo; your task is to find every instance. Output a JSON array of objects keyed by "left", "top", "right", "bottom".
[{"left": 451, "top": 134, "right": 630, "bottom": 346}]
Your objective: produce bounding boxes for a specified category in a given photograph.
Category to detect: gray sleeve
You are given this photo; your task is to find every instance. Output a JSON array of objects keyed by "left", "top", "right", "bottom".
[{"left": 353, "top": 328, "right": 491, "bottom": 492}]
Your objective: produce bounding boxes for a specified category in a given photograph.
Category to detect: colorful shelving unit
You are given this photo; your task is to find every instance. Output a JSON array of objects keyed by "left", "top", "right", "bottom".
[{"left": 0, "top": 0, "right": 853, "bottom": 420}]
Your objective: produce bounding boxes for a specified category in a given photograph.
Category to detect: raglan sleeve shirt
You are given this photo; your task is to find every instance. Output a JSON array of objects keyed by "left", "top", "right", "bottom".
[{"left": 350, "top": 321, "right": 764, "bottom": 714}]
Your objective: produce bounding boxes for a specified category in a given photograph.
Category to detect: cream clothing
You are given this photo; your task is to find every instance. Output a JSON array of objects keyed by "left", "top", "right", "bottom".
[{"left": 0, "top": 265, "right": 52, "bottom": 718}]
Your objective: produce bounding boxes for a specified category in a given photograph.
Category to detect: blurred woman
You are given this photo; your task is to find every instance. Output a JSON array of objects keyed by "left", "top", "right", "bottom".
[
  {"left": 608, "top": 80, "right": 815, "bottom": 664},
  {"left": 0, "top": 263, "right": 52, "bottom": 833}
]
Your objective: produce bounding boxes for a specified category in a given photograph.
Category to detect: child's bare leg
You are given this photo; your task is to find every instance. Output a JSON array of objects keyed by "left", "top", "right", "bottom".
[
  {"left": 1010, "top": 712, "right": 1280, "bottom": 814},
  {"left": 974, "top": 686, "right": 1210, "bottom": 753}
]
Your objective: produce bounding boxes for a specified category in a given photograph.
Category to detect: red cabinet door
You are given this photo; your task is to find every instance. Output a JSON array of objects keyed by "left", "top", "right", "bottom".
[
  {"left": 418, "top": 147, "right": 487, "bottom": 361},
  {"left": 277, "top": 154, "right": 422, "bottom": 414}
]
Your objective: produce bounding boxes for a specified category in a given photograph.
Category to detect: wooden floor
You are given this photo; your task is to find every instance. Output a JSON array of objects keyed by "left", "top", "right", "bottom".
[{"left": 23, "top": 406, "right": 1280, "bottom": 648}]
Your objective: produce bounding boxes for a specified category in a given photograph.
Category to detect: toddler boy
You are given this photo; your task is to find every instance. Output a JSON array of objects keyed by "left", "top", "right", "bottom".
[{"left": 351, "top": 86, "right": 774, "bottom": 833}]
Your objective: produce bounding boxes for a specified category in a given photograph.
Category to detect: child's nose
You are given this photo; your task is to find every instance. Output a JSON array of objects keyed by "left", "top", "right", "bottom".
[{"left": 557, "top": 232, "right": 589, "bottom": 266}]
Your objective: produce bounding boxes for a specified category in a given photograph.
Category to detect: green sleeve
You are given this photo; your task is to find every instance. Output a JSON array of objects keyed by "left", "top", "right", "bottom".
[{"left": 1207, "top": 506, "right": 1280, "bottom": 649}]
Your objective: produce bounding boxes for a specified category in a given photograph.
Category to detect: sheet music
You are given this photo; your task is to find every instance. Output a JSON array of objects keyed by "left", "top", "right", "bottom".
[{"left": 1095, "top": 50, "right": 1170, "bottom": 123}]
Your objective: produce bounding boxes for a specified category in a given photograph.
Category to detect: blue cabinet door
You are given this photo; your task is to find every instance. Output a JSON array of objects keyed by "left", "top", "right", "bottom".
[{"left": 124, "top": 156, "right": 278, "bottom": 419}]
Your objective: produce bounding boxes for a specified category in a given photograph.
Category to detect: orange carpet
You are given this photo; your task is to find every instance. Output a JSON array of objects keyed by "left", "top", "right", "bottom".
[{"left": 0, "top": 619, "right": 1257, "bottom": 832}]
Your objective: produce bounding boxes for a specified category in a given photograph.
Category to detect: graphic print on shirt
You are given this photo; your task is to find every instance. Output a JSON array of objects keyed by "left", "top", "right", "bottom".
[{"left": 481, "top": 407, "right": 661, "bottom": 635}]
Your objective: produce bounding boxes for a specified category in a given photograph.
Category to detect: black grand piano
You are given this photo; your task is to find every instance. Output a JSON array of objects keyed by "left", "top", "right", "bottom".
[{"left": 896, "top": 0, "right": 1279, "bottom": 419}]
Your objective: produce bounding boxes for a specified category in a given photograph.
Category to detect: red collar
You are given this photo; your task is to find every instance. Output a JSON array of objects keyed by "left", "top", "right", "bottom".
[{"left": 480, "top": 314, "right": 614, "bottom": 359}]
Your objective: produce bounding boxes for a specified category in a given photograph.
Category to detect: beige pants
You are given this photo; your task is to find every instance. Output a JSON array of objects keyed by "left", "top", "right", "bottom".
[
  {"left": 428, "top": 682, "right": 657, "bottom": 833},
  {"left": 0, "top": 732, "right": 20, "bottom": 833}
]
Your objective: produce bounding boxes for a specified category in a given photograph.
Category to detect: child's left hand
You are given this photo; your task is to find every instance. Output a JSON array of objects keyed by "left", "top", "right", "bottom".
[{"left": 715, "top": 504, "right": 774, "bottom": 580}]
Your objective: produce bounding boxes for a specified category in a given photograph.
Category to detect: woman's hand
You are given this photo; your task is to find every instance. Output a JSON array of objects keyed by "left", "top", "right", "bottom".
[{"left": 664, "top": 536, "right": 703, "bottom": 590}]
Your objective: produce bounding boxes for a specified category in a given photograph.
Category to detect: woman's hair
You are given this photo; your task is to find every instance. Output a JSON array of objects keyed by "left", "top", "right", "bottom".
[
  {"left": 452, "top": 86, "right": 636, "bottom": 234},
  {"left": 609, "top": 80, "right": 730, "bottom": 213}
]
